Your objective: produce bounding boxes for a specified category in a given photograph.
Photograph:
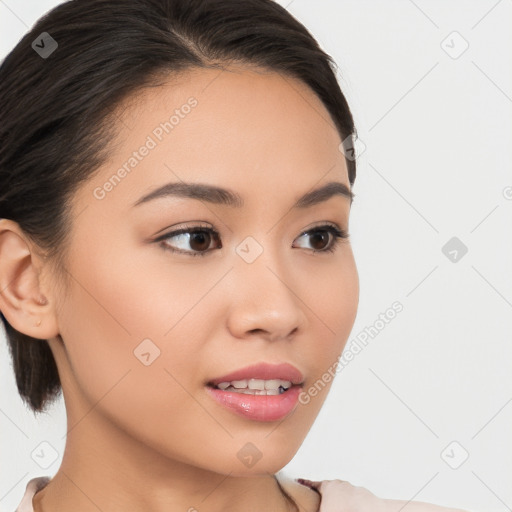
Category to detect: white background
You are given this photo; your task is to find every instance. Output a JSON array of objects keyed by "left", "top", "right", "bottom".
[{"left": 1, "top": 1, "right": 511, "bottom": 511}]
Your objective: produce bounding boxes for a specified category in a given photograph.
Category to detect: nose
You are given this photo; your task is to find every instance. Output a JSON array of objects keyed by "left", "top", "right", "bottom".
[{"left": 226, "top": 250, "right": 308, "bottom": 342}]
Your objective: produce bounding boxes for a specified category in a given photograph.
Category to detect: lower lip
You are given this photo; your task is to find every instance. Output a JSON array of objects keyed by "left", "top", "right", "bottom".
[{"left": 205, "top": 385, "right": 302, "bottom": 422}]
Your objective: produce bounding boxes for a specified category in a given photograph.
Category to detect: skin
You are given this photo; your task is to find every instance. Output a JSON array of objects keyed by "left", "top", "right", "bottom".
[{"left": 0, "top": 65, "right": 359, "bottom": 512}]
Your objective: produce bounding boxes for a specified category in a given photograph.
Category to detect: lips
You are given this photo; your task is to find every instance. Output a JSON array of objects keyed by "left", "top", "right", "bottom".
[
  {"left": 207, "top": 362, "right": 304, "bottom": 388},
  {"left": 205, "top": 362, "right": 305, "bottom": 421}
]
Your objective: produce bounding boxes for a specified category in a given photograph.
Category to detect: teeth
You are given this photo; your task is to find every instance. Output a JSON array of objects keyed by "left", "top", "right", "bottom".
[
  {"left": 214, "top": 379, "right": 293, "bottom": 394},
  {"left": 264, "top": 379, "right": 284, "bottom": 390},
  {"left": 248, "top": 379, "right": 265, "bottom": 390}
]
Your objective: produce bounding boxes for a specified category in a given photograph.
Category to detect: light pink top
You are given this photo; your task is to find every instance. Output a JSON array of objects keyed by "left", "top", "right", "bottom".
[{"left": 14, "top": 475, "right": 472, "bottom": 512}]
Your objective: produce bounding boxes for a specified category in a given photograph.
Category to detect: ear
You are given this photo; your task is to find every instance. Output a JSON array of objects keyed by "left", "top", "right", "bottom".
[{"left": 0, "top": 219, "right": 59, "bottom": 340}]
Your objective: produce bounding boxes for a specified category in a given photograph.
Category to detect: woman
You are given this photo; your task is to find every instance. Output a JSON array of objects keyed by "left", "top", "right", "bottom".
[{"left": 0, "top": 1, "right": 471, "bottom": 510}]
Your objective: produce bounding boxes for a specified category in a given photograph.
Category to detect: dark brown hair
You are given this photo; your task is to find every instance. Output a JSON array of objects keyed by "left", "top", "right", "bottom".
[{"left": 0, "top": 0, "right": 356, "bottom": 418}]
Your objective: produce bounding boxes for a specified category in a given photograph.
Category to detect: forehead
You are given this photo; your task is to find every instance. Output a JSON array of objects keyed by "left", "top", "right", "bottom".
[{"left": 80, "top": 65, "right": 350, "bottom": 214}]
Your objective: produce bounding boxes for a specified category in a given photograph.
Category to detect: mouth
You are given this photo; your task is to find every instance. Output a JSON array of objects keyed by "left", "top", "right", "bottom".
[{"left": 204, "top": 362, "right": 305, "bottom": 422}]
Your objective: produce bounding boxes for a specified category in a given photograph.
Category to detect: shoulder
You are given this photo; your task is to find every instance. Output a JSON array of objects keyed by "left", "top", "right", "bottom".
[
  {"left": 15, "top": 476, "right": 51, "bottom": 512},
  {"left": 292, "top": 477, "right": 472, "bottom": 512}
]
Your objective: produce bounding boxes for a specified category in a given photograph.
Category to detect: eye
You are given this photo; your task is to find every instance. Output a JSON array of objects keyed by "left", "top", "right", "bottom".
[
  {"left": 155, "top": 225, "right": 221, "bottom": 257},
  {"left": 293, "top": 224, "right": 350, "bottom": 254}
]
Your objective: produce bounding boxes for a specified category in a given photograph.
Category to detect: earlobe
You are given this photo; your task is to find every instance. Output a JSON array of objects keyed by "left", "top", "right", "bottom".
[{"left": 0, "top": 219, "right": 59, "bottom": 340}]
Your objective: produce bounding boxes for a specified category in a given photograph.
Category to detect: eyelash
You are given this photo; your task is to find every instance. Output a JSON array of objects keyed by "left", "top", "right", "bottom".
[{"left": 154, "top": 223, "right": 350, "bottom": 258}]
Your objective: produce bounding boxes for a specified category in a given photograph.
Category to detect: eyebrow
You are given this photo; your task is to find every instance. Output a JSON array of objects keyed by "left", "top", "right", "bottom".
[{"left": 132, "top": 180, "right": 354, "bottom": 209}]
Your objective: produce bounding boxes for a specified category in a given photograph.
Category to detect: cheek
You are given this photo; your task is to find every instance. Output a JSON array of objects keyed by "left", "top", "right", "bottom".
[
  {"left": 299, "top": 250, "right": 359, "bottom": 364},
  {"left": 54, "top": 240, "right": 202, "bottom": 408},
  {"left": 293, "top": 250, "right": 358, "bottom": 411},
  {"left": 55, "top": 238, "right": 229, "bottom": 414},
  {"left": 55, "top": 253, "right": 223, "bottom": 464}
]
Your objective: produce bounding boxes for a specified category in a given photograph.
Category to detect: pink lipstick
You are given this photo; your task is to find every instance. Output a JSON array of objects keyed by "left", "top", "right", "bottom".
[{"left": 205, "top": 362, "right": 304, "bottom": 422}]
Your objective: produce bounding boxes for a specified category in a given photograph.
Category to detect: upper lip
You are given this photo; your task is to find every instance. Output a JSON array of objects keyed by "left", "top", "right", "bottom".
[{"left": 208, "top": 362, "right": 304, "bottom": 387}]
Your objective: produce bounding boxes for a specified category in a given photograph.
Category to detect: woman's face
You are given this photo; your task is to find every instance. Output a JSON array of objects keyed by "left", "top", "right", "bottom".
[{"left": 47, "top": 65, "right": 359, "bottom": 476}]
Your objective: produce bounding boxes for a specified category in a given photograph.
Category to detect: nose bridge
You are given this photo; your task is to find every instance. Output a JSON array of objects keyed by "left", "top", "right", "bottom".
[
  {"left": 227, "top": 233, "right": 306, "bottom": 339},
  {"left": 234, "top": 232, "right": 287, "bottom": 294}
]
